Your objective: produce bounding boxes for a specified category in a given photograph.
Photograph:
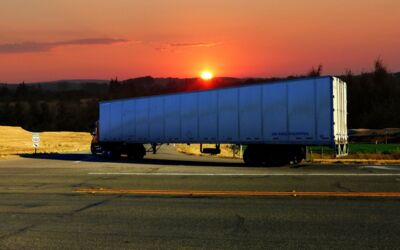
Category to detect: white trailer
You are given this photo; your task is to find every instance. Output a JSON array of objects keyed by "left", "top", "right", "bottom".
[{"left": 91, "top": 76, "right": 348, "bottom": 165}]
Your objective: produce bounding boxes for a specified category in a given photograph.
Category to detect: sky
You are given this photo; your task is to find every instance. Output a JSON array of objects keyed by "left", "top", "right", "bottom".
[{"left": 0, "top": 0, "right": 399, "bottom": 83}]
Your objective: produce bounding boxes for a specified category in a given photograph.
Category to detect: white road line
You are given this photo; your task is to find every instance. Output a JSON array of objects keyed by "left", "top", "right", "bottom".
[
  {"left": 88, "top": 172, "right": 400, "bottom": 176},
  {"left": 360, "top": 166, "right": 400, "bottom": 171}
]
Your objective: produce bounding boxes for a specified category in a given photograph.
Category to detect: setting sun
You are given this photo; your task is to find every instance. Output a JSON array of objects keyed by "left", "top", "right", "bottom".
[{"left": 201, "top": 71, "right": 214, "bottom": 80}]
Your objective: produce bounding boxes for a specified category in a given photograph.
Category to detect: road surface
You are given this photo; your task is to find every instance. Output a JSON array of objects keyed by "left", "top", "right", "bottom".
[{"left": 0, "top": 146, "right": 399, "bottom": 249}]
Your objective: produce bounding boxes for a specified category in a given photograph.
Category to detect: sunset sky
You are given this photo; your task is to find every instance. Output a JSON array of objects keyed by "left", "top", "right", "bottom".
[{"left": 1, "top": 0, "right": 399, "bottom": 83}]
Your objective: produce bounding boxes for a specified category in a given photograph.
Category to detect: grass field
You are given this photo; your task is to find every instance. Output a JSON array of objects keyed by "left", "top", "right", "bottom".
[
  {"left": 310, "top": 144, "right": 400, "bottom": 154},
  {"left": 310, "top": 144, "right": 400, "bottom": 159},
  {"left": 300, "top": 144, "right": 400, "bottom": 162},
  {"left": 0, "top": 126, "right": 91, "bottom": 158},
  {"left": 349, "top": 143, "right": 400, "bottom": 153}
]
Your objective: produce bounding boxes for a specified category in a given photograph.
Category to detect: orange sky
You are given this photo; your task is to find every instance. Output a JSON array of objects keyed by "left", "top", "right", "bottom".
[{"left": 0, "top": 0, "right": 399, "bottom": 83}]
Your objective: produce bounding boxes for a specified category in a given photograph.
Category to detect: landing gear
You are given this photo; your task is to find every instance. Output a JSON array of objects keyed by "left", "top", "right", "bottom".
[
  {"left": 151, "top": 143, "right": 157, "bottom": 154},
  {"left": 243, "top": 145, "right": 305, "bottom": 167}
]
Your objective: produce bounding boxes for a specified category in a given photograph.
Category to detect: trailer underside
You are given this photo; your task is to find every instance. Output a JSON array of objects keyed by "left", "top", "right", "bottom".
[{"left": 91, "top": 140, "right": 348, "bottom": 166}]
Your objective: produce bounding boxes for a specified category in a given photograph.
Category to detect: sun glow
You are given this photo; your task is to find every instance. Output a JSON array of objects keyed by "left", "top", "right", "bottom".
[{"left": 200, "top": 71, "right": 214, "bottom": 80}]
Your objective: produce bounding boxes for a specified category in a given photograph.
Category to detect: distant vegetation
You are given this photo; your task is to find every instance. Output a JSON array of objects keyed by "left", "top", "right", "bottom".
[
  {"left": 0, "top": 59, "right": 399, "bottom": 132},
  {"left": 0, "top": 126, "right": 91, "bottom": 157},
  {"left": 344, "top": 60, "right": 400, "bottom": 129}
]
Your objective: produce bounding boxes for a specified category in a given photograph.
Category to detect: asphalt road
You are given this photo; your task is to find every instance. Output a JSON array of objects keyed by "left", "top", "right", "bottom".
[{"left": 0, "top": 146, "right": 400, "bottom": 249}]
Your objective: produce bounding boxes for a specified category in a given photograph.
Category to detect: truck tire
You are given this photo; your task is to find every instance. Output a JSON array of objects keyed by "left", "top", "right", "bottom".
[
  {"left": 90, "top": 143, "right": 104, "bottom": 156},
  {"left": 127, "top": 144, "right": 146, "bottom": 160},
  {"left": 293, "top": 147, "right": 306, "bottom": 164},
  {"left": 243, "top": 148, "right": 254, "bottom": 165},
  {"left": 90, "top": 144, "right": 97, "bottom": 155},
  {"left": 104, "top": 149, "right": 121, "bottom": 159},
  {"left": 243, "top": 146, "right": 262, "bottom": 166},
  {"left": 265, "top": 146, "right": 301, "bottom": 166},
  {"left": 243, "top": 145, "right": 304, "bottom": 167}
]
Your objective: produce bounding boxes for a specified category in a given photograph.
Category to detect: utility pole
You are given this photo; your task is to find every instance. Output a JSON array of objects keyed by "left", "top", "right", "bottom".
[{"left": 385, "top": 129, "right": 388, "bottom": 144}]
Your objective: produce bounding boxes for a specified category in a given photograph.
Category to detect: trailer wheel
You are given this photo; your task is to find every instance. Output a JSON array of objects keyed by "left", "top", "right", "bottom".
[
  {"left": 264, "top": 154, "right": 286, "bottom": 167},
  {"left": 104, "top": 149, "right": 121, "bottom": 159},
  {"left": 243, "top": 148, "right": 253, "bottom": 165},
  {"left": 90, "top": 144, "right": 97, "bottom": 156},
  {"left": 266, "top": 146, "right": 300, "bottom": 166},
  {"left": 243, "top": 145, "right": 303, "bottom": 167},
  {"left": 293, "top": 147, "right": 306, "bottom": 164},
  {"left": 243, "top": 146, "right": 262, "bottom": 166},
  {"left": 127, "top": 144, "right": 146, "bottom": 160}
]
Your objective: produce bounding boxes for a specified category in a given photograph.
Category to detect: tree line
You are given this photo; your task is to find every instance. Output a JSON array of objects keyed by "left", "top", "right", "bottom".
[{"left": 0, "top": 59, "right": 399, "bottom": 132}]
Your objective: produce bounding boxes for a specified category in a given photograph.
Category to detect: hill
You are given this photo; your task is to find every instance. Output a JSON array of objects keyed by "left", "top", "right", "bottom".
[{"left": 1, "top": 79, "right": 108, "bottom": 91}]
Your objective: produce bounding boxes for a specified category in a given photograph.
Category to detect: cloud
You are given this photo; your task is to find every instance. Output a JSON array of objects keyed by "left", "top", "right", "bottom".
[
  {"left": 155, "top": 41, "right": 222, "bottom": 51},
  {"left": 169, "top": 42, "right": 222, "bottom": 48},
  {"left": 0, "top": 38, "right": 129, "bottom": 54},
  {"left": 0, "top": 42, "right": 53, "bottom": 53},
  {"left": 57, "top": 38, "right": 128, "bottom": 46}
]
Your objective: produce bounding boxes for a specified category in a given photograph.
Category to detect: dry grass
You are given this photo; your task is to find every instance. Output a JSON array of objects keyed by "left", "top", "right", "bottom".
[
  {"left": 175, "top": 144, "right": 241, "bottom": 159},
  {"left": 0, "top": 126, "right": 91, "bottom": 158},
  {"left": 177, "top": 144, "right": 400, "bottom": 165},
  {"left": 311, "top": 151, "right": 400, "bottom": 164}
]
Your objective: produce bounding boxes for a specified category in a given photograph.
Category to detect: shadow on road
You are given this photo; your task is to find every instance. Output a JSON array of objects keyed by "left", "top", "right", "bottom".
[{"left": 19, "top": 153, "right": 246, "bottom": 167}]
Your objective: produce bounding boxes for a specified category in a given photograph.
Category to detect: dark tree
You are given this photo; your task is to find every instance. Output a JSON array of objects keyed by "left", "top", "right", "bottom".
[
  {"left": 0, "top": 85, "right": 9, "bottom": 98},
  {"left": 308, "top": 64, "right": 323, "bottom": 77},
  {"left": 15, "top": 82, "right": 28, "bottom": 100}
]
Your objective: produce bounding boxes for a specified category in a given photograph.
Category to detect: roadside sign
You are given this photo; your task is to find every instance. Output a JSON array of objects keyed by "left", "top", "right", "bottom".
[
  {"left": 32, "top": 133, "right": 40, "bottom": 154},
  {"left": 32, "top": 133, "right": 40, "bottom": 143}
]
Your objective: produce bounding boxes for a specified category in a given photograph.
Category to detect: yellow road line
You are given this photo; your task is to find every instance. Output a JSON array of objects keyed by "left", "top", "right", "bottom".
[{"left": 75, "top": 188, "right": 400, "bottom": 197}]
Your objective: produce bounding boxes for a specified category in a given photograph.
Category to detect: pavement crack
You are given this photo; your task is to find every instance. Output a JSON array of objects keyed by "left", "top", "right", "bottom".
[
  {"left": 70, "top": 177, "right": 104, "bottom": 188},
  {"left": 34, "top": 183, "right": 47, "bottom": 189},
  {"left": 334, "top": 181, "right": 352, "bottom": 192},
  {"left": 0, "top": 225, "right": 35, "bottom": 240},
  {"left": 230, "top": 214, "right": 249, "bottom": 236},
  {"left": 73, "top": 198, "right": 111, "bottom": 214},
  {"left": 148, "top": 167, "right": 161, "bottom": 173},
  {"left": 21, "top": 203, "right": 44, "bottom": 209}
]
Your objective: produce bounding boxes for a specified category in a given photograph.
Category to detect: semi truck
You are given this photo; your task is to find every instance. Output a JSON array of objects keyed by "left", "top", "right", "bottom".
[{"left": 91, "top": 76, "right": 348, "bottom": 165}]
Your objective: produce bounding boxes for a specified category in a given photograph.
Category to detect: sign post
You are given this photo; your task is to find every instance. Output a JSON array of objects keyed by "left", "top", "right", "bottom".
[{"left": 32, "top": 133, "right": 40, "bottom": 155}]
